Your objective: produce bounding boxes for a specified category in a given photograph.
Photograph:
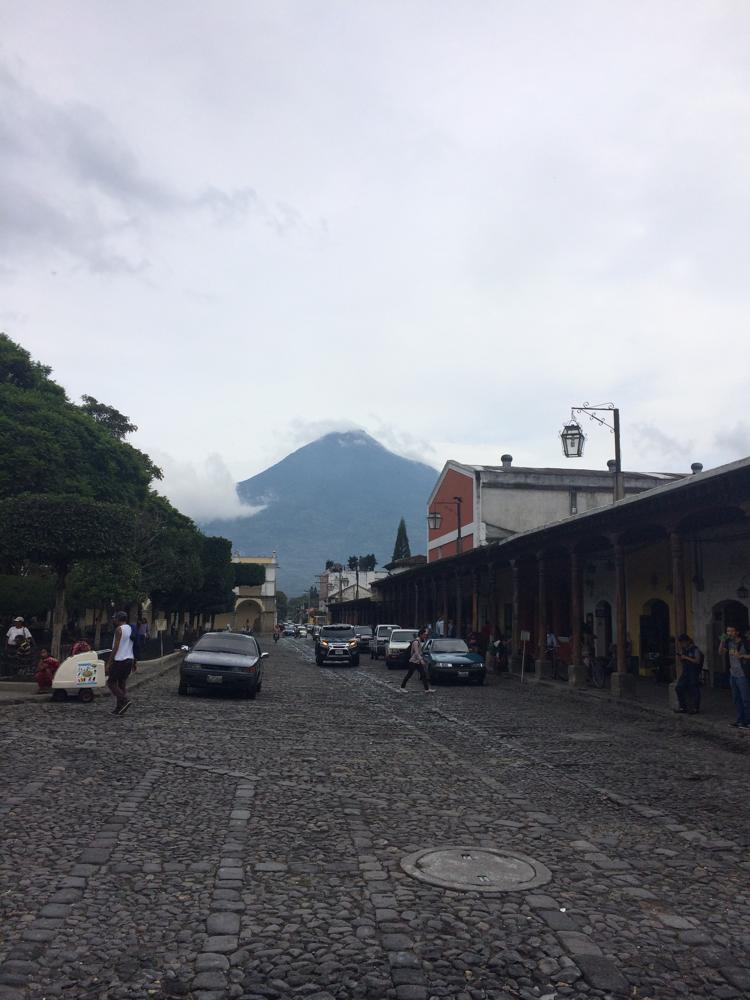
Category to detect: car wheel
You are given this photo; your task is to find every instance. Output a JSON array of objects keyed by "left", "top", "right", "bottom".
[
  {"left": 51, "top": 690, "right": 68, "bottom": 702},
  {"left": 246, "top": 684, "right": 257, "bottom": 700},
  {"left": 474, "top": 675, "right": 485, "bottom": 686},
  {"left": 315, "top": 655, "right": 324, "bottom": 666},
  {"left": 257, "top": 679, "right": 262, "bottom": 692},
  {"left": 78, "top": 689, "right": 94, "bottom": 704},
  {"left": 178, "top": 679, "right": 188, "bottom": 696}
]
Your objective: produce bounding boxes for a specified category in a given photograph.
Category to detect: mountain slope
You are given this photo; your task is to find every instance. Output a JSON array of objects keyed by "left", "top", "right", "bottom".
[{"left": 201, "top": 431, "right": 439, "bottom": 595}]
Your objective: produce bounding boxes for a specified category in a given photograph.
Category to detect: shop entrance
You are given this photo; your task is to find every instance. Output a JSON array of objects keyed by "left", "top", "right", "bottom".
[
  {"left": 640, "top": 599, "right": 671, "bottom": 681},
  {"left": 593, "top": 600, "right": 612, "bottom": 659}
]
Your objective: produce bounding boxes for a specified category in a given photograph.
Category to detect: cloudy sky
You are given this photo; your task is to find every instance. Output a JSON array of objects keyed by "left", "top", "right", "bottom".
[{"left": 2, "top": 1, "right": 749, "bottom": 519}]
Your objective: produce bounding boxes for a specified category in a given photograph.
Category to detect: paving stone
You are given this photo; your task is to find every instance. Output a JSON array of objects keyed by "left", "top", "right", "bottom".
[
  {"left": 556, "top": 933, "right": 603, "bottom": 957},
  {"left": 575, "top": 954, "right": 629, "bottom": 992},
  {"left": 206, "top": 912, "right": 241, "bottom": 935},
  {"left": 203, "top": 935, "right": 239, "bottom": 954}
]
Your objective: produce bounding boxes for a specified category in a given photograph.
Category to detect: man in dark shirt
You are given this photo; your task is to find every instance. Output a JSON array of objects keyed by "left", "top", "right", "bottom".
[{"left": 675, "top": 633, "right": 702, "bottom": 714}]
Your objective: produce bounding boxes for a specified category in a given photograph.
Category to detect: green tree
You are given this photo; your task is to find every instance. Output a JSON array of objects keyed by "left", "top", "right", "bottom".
[
  {"left": 233, "top": 563, "right": 266, "bottom": 587},
  {"left": 276, "top": 590, "right": 288, "bottom": 621},
  {"left": 69, "top": 555, "right": 143, "bottom": 645},
  {"left": 79, "top": 395, "right": 138, "bottom": 441},
  {"left": 392, "top": 517, "right": 411, "bottom": 561},
  {"left": 0, "top": 333, "right": 65, "bottom": 397},
  {"left": 190, "top": 537, "right": 235, "bottom": 626},
  {"left": 0, "top": 495, "right": 133, "bottom": 657},
  {"left": 0, "top": 573, "right": 55, "bottom": 620},
  {"left": 347, "top": 555, "right": 360, "bottom": 598},
  {"left": 359, "top": 554, "right": 377, "bottom": 572}
]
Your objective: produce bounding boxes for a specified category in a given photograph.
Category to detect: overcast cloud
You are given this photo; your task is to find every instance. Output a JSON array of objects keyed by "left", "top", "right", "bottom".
[{"left": 1, "top": 0, "right": 749, "bottom": 517}]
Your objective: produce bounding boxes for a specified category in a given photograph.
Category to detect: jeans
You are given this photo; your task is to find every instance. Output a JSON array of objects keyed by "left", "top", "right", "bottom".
[
  {"left": 729, "top": 674, "right": 750, "bottom": 726},
  {"left": 675, "top": 665, "right": 701, "bottom": 713},
  {"left": 401, "top": 663, "right": 429, "bottom": 690}
]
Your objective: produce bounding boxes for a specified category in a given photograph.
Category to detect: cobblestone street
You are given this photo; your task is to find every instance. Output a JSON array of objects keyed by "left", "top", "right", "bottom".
[{"left": 1, "top": 639, "right": 749, "bottom": 1000}]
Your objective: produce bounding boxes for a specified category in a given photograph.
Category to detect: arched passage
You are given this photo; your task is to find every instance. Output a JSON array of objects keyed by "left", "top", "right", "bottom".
[
  {"left": 640, "top": 598, "right": 671, "bottom": 681},
  {"left": 235, "top": 598, "right": 263, "bottom": 633}
]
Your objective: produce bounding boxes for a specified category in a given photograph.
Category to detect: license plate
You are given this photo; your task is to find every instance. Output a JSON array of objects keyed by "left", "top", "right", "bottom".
[
  {"left": 458, "top": 671, "right": 469, "bottom": 678},
  {"left": 206, "top": 674, "right": 223, "bottom": 684}
]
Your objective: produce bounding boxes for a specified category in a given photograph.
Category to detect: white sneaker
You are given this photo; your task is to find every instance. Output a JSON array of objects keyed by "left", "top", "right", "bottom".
[
  {"left": 426, "top": 688, "right": 436, "bottom": 694},
  {"left": 398, "top": 687, "right": 407, "bottom": 693}
]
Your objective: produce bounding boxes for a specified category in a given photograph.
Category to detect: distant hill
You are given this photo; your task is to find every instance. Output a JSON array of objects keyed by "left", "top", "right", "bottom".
[{"left": 201, "top": 431, "right": 439, "bottom": 595}]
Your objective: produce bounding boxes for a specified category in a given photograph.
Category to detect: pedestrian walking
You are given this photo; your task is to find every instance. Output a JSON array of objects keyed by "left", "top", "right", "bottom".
[
  {"left": 674, "top": 633, "right": 703, "bottom": 714},
  {"left": 719, "top": 626, "right": 750, "bottom": 728},
  {"left": 435, "top": 617, "right": 445, "bottom": 637},
  {"left": 106, "top": 612, "right": 136, "bottom": 716},
  {"left": 399, "top": 628, "right": 435, "bottom": 693},
  {"left": 447, "top": 619, "right": 454, "bottom": 638}
]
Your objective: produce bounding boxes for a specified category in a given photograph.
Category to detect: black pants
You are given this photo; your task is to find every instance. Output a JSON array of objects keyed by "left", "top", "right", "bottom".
[
  {"left": 676, "top": 665, "right": 701, "bottom": 713},
  {"left": 401, "top": 663, "right": 429, "bottom": 690}
]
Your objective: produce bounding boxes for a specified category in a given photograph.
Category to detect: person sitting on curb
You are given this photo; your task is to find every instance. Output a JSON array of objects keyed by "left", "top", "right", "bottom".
[
  {"left": 674, "top": 633, "right": 703, "bottom": 715},
  {"left": 34, "top": 648, "right": 60, "bottom": 693}
]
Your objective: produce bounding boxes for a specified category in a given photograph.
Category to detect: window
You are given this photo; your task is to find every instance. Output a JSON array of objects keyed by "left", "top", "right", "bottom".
[{"left": 569, "top": 489, "right": 578, "bottom": 515}]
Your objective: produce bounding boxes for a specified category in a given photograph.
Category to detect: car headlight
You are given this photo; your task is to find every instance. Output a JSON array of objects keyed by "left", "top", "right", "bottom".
[
  {"left": 321, "top": 640, "right": 329, "bottom": 647},
  {"left": 348, "top": 640, "right": 358, "bottom": 648}
]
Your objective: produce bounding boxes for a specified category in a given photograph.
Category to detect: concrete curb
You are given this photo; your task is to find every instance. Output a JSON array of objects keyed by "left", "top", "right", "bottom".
[
  {"left": 502, "top": 670, "right": 749, "bottom": 742},
  {"left": 0, "top": 651, "right": 184, "bottom": 707}
]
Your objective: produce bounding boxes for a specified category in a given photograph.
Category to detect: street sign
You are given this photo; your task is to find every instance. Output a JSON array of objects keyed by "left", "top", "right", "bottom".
[{"left": 520, "top": 629, "right": 531, "bottom": 641}]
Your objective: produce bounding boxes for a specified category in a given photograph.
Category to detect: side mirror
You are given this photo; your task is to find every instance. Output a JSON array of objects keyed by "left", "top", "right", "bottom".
[
  {"left": 181, "top": 645, "right": 189, "bottom": 652},
  {"left": 260, "top": 651, "right": 269, "bottom": 659}
]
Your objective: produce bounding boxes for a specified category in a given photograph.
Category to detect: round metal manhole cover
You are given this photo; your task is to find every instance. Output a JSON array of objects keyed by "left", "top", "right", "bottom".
[{"left": 400, "top": 846, "right": 551, "bottom": 893}]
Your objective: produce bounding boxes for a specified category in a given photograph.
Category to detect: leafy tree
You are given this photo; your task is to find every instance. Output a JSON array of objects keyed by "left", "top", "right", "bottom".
[
  {"left": 135, "top": 494, "right": 203, "bottom": 625},
  {"left": 0, "top": 495, "right": 133, "bottom": 657},
  {"left": 347, "top": 555, "right": 360, "bottom": 598},
  {"left": 233, "top": 563, "right": 266, "bottom": 587},
  {"left": 0, "top": 333, "right": 65, "bottom": 397},
  {"left": 276, "top": 590, "right": 288, "bottom": 620},
  {"left": 392, "top": 517, "right": 411, "bottom": 561},
  {"left": 0, "top": 572, "right": 55, "bottom": 620},
  {"left": 79, "top": 395, "right": 138, "bottom": 440},
  {"left": 68, "top": 555, "right": 143, "bottom": 645},
  {"left": 325, "top": 560, "right": 335, "bottom": 571},
  {"left": 359, "top": 554, "right": 377, "bottom": 572},
  {"left": 191, "top": 537, "right": 235, "bottom": 618}
]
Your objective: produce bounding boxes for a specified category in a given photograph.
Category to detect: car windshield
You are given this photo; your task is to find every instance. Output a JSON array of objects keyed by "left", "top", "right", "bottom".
[
  {"left": 354, "top": 627, "right": 372, "bottom": 636},
  {"left": 193, "top": 634, "right": 259, "bottom": 656},
  {"left": 391, "top": 630, "right": 418, "bottom": 642},
  {"left": 430, "top": 640, "right": 469, "bottom": 653},
  {"left": 321, "top": 627, "right": 355, "bottom": 637}
]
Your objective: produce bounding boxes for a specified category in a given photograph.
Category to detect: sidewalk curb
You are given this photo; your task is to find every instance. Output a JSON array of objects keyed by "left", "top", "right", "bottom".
[
  {"left": 0, "top": 652, "right": 184, "bottom": 707},
  {"left": 503, "top": 670, "right": 748, "bottom": 741}
]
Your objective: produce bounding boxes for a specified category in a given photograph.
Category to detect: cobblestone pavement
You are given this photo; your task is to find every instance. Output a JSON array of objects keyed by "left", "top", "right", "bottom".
[{"left": 1, "top": 638, "right": 749, "bottom": 1000}]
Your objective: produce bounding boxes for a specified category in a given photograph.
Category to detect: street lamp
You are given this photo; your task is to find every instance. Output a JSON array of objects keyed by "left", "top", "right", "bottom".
[
  {"left": 427, "top": 496, "right": 463, "bottom": 555},
  {"left": 560, "top": 402, "right": 623, "bottom": 502}
]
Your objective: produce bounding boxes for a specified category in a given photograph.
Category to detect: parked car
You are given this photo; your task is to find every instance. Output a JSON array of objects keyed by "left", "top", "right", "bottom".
[
  {"left": 371, "top": 624, "right": 400, "bottom": 660},
  {"left": 179, "top": 631, "right": 268, "bottom": 699},
  {"left": 385, "top": 629, "right": 419, "bottom": 669},
  {"left": 353, "top": 625, "right": 373, "bottom": 651},
  {"left": 282, "top": 625, "right": 296, "bottom": 636},
  {"left": 422, "top": 638, "right": 486, "bottom": 685},
  {"left": 315, "top": 624, "right": 360, "bottom": 667},
  {"left": 296, "top": 625, "right": 308, "bottom": 637}
]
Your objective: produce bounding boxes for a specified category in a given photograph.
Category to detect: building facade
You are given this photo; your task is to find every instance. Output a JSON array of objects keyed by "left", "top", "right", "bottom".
[
  {"left": 214, "top": 554, "right": 278, "bottom": 634},
  {"left": 427, "top": 454, "right": 682, "bottom": 563}
]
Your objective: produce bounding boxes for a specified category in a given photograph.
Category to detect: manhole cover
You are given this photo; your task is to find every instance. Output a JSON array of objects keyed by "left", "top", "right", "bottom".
[{"left": 400, "top": 846, "right": 551, "bottom": 893}]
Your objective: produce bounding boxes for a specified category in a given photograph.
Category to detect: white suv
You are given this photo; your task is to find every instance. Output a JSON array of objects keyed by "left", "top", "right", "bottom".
[{"left": 371, "top": 624, "right": 400, "bottom": 660}]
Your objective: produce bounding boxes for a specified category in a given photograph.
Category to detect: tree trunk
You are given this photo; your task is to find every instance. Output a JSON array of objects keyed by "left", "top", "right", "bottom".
[
  {"left": 51, "top": 564, "right": 70, "bottom": 661},
  {"left": 94, "top": 608, "right": 103, "bottom": 648}
]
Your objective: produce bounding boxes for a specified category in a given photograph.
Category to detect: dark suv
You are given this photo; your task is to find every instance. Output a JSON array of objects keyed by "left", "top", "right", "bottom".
[{"left": 315, "top": 624, "right": 360, "bottom": 667}]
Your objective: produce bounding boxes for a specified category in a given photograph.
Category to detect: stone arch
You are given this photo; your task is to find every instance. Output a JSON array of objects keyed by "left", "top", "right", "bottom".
[{"left": 235, "top": 598, "right": 264, "bottom": 633}]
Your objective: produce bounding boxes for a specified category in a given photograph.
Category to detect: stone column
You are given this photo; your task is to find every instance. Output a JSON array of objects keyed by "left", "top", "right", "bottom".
[
  {"left": 670, "top": 531, "right": 687, "bottom": 639},
  {"left": 414, "top": 580, "right": 420, "bottom": 627},
  {"left": 510, "top": 559, "right": 521, "bottom": 672},
  {"left": 534, "top": 552, "right": 553, "bottom": 680},
  {"left": 455, "top": 572, "right": 463, "bottom": 638},
  {"left": 569, "top": 548, "right": 586, "bottom": 687},
  {"left": 611, "top": 536, "right": 636, "bottom": 698}
]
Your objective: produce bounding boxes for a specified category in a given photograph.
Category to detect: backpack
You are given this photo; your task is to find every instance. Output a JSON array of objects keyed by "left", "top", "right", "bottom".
[{"left": 130, "top": 626, "right": 142, "bottom": 662}]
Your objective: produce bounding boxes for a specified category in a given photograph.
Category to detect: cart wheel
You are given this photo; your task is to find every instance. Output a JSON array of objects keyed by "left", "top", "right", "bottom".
[
  {"left": 51, "top": 690, "right": 68, "bottom": 702},
  {"left": 79, "top": 689, "right": 94, "bottom": 704}
]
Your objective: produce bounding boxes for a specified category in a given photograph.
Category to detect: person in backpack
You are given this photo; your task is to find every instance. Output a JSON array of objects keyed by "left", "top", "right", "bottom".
[
  {"left": 399, "top": 628, "right": 435, "bottom": 694},
  {"left": 675, "top": 633, "right": 703, "bottom": 715}
]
